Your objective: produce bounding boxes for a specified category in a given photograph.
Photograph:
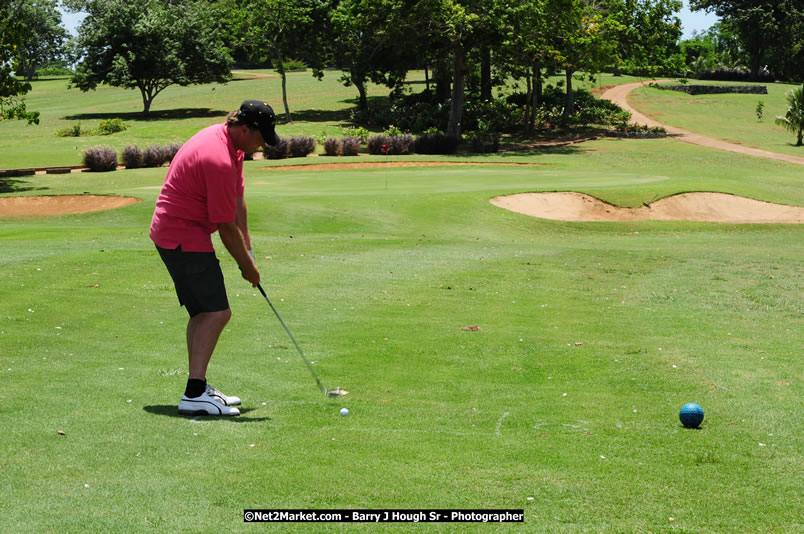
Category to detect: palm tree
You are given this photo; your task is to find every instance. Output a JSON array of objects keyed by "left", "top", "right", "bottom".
[{"left": 775, "top": 84, "right": 804, "bottom": 146}]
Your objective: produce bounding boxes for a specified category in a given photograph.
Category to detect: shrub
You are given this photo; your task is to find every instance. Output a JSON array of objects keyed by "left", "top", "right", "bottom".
[
  {"left": 697, "top": 67, "right": 775, "bottom": 83},
  {"left": 341, "top": 136, "right": 361, "bottom": 156},
  {"left": 143, "top": 145, "right": 169, "bottom": 167},
  {"left": 121, "top": 145, "right": 144, "bottom": 169},
  {"left": 95, "top": 118, "right": 127, "bottom": 135},
  {"left": 264, "top": 138, "right": 289, "bottom": 159},
  {"left": 384, "top": 125, "right": 404, "bottom": 137},
  {"left": 774, "top": 83, "right": 804, "bottom": 146},
  {"left": 608, "top": 123, "right": 667, "bottom": 137},
  {"left": 323, "top": 137, "right": 341, "bottom": 156},
  {"left": 341, "top": 126, "right": 369, "bottom": 144},
  {"left": 82, "top": 146, "right": 118, "bottom": 172},
  {"left": 55, "top": 122, "right": 84, "bottom": 137},
  {"left": 279, "top": 58, "right": 307, "bottom": 72},
  {"left": 543, "top": 106, "right": 565, "bottom": 129},
  {"left": 367, "top": 134, "right": 391, "bottom": 155},
  {"left": 36, "top": 65, "right": 73, "bottom": 76},
  {"left": 388, "top": 99, "right": 448, "bottom": 133},
  {"left": 288, "top": 136, "right": 316, "bottom": 158},
  {"left": 463, "top": 98, "right": 524, "bottom": 133},
  {"left": 573, "top": 106, "right": 630, "bottom": 127},
  {"left": 387, "top": 134, "right": 415, "bottom": 155},
  {"left": 467, "top": 131, "right": 500, "bottom": 153},
  {"left": 414, "top": 134, "right": 459, "bottom": 155},
  {"left": 164, "top": 142, "right": 183, "bottom": 163},
  {"left": 350, "top": 102, "right": 393, "bottom": 128}
]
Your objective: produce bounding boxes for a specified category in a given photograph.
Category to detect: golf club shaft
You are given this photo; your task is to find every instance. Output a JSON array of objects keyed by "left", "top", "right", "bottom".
[{"left": 257, "top": 284, "right": 327, "bottom": 395}]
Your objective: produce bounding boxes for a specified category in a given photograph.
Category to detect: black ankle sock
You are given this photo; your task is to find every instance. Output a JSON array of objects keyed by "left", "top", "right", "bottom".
[{"left": 185, "top": 379, "right": 207, "bottom": 398}]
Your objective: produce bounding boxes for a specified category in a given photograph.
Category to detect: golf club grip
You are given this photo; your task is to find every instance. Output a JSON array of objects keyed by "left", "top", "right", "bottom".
[{"left": 257, "top": 284, "right": 327, "bottom": 394}]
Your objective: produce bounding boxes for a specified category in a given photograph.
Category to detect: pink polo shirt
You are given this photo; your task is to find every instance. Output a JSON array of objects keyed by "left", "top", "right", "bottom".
[{"left": 149, "top": 123, "right": 245, "bottom": 252}]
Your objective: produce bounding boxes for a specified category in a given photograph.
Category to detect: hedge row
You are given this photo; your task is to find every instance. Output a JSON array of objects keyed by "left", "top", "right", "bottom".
[
  {"left": 83, "top": 131, "right": 496, "bottom": 171},
  {"left": 270, "top": 133, "right": 462, "bottom": 159},
  {"left": 82, "top": 142, "right": 184, "bottom": 172}
]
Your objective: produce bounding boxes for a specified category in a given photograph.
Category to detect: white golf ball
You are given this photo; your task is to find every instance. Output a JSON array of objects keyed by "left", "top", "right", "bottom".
[{"left": 340, "top": 408, "right": 349, "bottom": 416}]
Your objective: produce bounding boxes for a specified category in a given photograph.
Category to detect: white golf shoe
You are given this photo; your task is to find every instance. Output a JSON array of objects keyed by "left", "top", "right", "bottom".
[
  {"left": 205, "top": 384, "right": 241, "bottom": 406},
  {"left": 178, "top": 390, "right": 240, "bottom": 416}
]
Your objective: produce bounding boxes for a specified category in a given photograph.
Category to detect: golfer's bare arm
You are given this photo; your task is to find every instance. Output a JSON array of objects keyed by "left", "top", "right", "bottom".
[
  {"left": 235, "top": 196, "right": 252, "bottom": 251},
  {"left": 218, "top": 198, "right": 259, "bottom": 286}
]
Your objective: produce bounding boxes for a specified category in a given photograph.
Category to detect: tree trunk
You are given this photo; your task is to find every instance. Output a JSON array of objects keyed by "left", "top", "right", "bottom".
[
  {"left": 526, "top": 75, "right": 533, "bottom": 135},
  {"left": 274, "top": 50, "right": 292, "bottom": 122},
  {"left": 563, "top": 69, "right": 574, "bottom": 126},
  {"left": 141, "top": 88, "right": 152, "bottom": 114},
  {"left": 480, "top": 46, "right": 492, "bottom": 101},
  {"left": 447, "top": 46, "right": 466, "bottom": 138},
  {"left": 528, "top": 61, "right": 542, "bottom": 133},
  {"left": 352, "top": 71, "right": 368, "bottom": 110},
  {"left": 749, "top": 51, "right": 763, "bottom": 81},
  {"left": 434, "top": 56, "right": 451, "bottom": 104}
]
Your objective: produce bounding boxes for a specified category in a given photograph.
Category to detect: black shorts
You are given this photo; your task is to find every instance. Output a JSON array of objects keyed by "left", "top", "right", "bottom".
[{"left": 156, "top": 245, "right": 229, "bottom": 318}]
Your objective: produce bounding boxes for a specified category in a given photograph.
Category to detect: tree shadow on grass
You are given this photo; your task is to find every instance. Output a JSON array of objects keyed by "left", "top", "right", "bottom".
[
  {"left": 285, "top": 108, "right": 352, "bottom": 124},
  {"left": 446, "top": 144, "right": 588, "bottom": 158},
  {"left": 144, "top": 405, "right": 272, "bottom": 423},
  {"left": 0, "top": 178, "right": 49, "bottom": 194},
  {"left": 63, "top": 108, "right": 228, "bottom": 122}
]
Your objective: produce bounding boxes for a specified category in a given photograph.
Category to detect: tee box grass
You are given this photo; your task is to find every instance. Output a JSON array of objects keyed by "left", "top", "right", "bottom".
[{"left": 1, "top": 73, "right": 802, "bottom": 533}]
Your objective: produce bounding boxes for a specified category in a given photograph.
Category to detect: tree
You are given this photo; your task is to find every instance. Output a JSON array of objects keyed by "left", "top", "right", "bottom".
[
  {"left": 69, "top": 0, "right": 232, "bottom": 113},
  {"left": 0, "top": 0, "right": 40, "bottom": 124},
  {"left": 13, "top": 0, "right": 69, "bottom": 81},
  {"left": 680, "top": 23, "right": 746, "bottom": 77},
  {"left": 608, "top": 0, "right": 683, "bottom": 77},
  {"left": 497, "top": 0, "right": 553, "bottom": 133},
  {"left": 410, "top": 0, "right": 508, "bottom": 137},
  {"left": 775, "top": 84, "right": 804, "bottom": 146},
  {"left": 329, "top": 0, "right": 417, "bottom": 111},
  {"left": 765, "top": 2, "right": 804, "bottom": 83},
  {"left": 219, "top": 0, "right": 320, "bottom": 122},
  {"left": 689, "top": 0, "right": 804, "bottom": 80},
  {"left": 549, "top": 0, "right": 619, "bottom": 124}
]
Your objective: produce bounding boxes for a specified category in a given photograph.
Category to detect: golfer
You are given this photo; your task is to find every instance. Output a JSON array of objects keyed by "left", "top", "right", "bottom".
[{"left": 150, "top": 100, "right": 280, "bottom": 416}]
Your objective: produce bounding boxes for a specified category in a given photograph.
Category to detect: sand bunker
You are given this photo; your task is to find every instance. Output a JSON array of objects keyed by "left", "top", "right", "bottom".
[
  {"left": 490, "top": 192, "right": 804, "bottom": 224},
  {"left": 0, "top": 195, "right": 141, "bottom": 217}
]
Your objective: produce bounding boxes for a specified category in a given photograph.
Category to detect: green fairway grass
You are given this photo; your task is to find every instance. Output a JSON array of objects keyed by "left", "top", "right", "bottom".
[
  {"left": 628, "top": 81, "right": 804, "bottom": 157},
  {"left": 1, "top": 74, "right": 802, "bottom": 533},
  {"left": 0, "top": 70, "right": 395, "bottom": 169},
  {"left": 0, "top": 71, "right": 648, "bottom": 171}
]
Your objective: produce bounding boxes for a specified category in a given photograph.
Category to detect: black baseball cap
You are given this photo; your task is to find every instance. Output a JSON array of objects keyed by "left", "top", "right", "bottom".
[{"left": 238, "top": 100, "right": 280, "bottom": 145}]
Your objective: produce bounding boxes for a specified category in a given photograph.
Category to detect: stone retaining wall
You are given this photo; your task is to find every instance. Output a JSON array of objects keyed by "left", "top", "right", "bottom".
[{"left": 661, "top": 85, "right": 768, "bottom": 95}]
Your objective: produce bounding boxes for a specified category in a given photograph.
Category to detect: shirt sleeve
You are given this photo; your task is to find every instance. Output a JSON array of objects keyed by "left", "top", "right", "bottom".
[{"left": 236, "top": 155, "right": 245, "bottom": 197}]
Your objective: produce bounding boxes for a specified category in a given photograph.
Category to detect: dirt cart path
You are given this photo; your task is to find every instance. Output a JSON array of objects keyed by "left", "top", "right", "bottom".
[{"left": 601, "top": 81, "right": 804, "bottom": 166}]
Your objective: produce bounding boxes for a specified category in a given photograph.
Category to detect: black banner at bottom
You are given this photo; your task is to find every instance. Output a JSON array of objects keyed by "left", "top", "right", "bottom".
[{"left": 244, "top": 509, "right": 524, "bottom": 523}]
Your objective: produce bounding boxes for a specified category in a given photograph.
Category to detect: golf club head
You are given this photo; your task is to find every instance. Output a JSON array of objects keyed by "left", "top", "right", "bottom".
[{"left": 326, "top": 388, "right": 349, "bottom": 398}]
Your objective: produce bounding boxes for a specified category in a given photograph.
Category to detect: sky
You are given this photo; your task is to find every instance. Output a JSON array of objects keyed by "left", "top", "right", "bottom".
[
  {"left": 58, "top": 8, "right": 85, "bottom": 36},
  {"left": 59, "top": 1, "right": 720, "bottom": 40},
  {"left": 678, "top": 0, "right": 720, "bottom": 39}
]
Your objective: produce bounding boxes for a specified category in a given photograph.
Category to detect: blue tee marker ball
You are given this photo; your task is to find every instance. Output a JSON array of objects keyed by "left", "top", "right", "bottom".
[{"left": 679, "top": 403, "right": 704, "bottom": 428}]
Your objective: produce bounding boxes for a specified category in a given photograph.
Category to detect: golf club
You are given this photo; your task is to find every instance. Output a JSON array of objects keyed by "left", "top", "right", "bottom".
[{"left": 256, "top": 283, "right": 347, "bottom": 398}]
